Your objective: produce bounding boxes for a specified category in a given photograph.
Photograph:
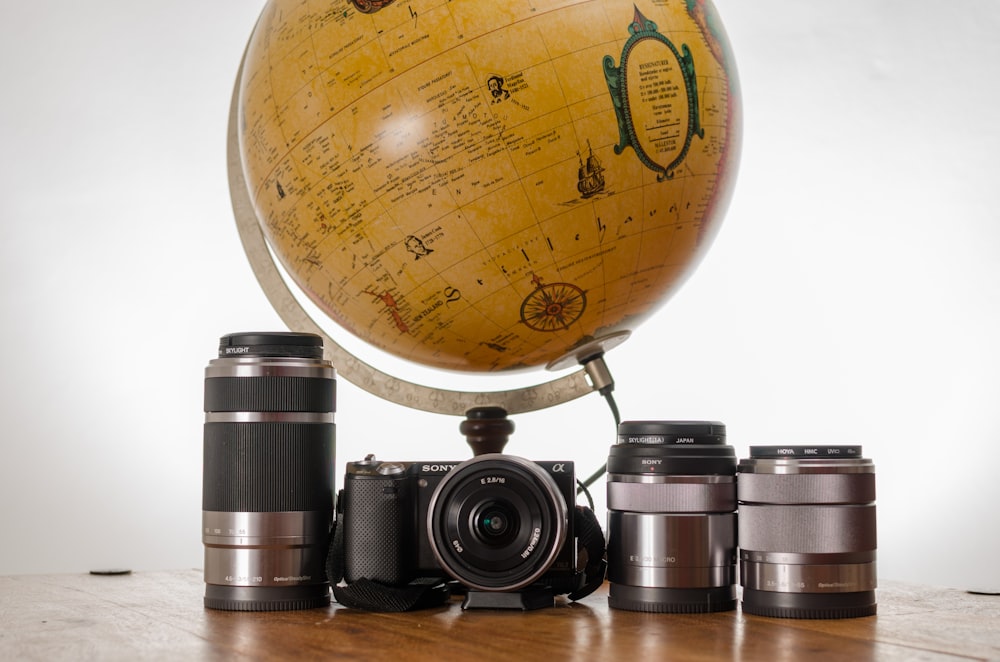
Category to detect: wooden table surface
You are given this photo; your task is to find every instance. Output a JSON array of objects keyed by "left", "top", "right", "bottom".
[{"left": 1, "top": 570, "right": 997, "bottom": 660}]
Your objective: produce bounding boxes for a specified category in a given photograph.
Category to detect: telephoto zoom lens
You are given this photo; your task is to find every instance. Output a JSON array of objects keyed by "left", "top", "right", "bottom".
[
  {"left": 606, "top": 421, "right": 737, "bottom": 613},
  {"left": 202, "top": 332, "right": 336, "bottom": 611},
  {"left": 737, "top": 446, "right": 877, "bottom": 619}
]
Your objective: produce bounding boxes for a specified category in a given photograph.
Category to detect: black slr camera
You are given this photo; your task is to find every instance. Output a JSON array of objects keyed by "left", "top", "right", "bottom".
[{"left": 337, "top": 453, "right": 604, "bottom": 610}]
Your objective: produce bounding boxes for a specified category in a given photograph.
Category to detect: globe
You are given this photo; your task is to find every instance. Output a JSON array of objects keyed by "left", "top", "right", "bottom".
[{"left": 235, "top": 0, "right": 740, "bottom": 375}]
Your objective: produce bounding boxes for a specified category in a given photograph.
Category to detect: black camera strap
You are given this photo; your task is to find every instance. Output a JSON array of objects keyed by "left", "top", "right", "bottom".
[
  {"left": 332, "top": 576, "right": 452, "bottom": 613},
  {"left": 567, "top": 505, "right": 608, "bottom": 602}
]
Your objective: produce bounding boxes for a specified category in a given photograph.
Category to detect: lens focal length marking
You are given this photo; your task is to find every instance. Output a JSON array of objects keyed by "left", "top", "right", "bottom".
[
  {"left": 202, "top": 511, "right": 330, "bottom": 540},
  {"left": 741, "top": 560, "right": 877, "bottom": 593},
  {"left": 202, "top": 511, "right": 330, "bottom": 587},
  {"left": 740, "top": 550, "right": 877, "bottom": 565}
]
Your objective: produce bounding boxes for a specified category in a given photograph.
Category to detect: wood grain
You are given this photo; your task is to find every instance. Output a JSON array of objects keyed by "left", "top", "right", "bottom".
[{"left": 0, "top": 571, "right": 997, "bottom": 660}]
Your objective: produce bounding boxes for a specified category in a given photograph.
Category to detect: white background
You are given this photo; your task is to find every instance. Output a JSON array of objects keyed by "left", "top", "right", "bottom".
[{"left": 1, "top": 1, "right": 997, "bottom": 591}]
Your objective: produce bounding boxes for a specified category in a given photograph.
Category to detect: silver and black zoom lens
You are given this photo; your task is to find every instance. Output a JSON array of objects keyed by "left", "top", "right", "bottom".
[
  {"left": 202, "top": 332, "right": 336, "bottom": 611},
  {"left": 606, "top": 421, "right": 737, "bottom": 613},
  {"left": 738, "top": 446, "right": 877, "bottom": 619}
]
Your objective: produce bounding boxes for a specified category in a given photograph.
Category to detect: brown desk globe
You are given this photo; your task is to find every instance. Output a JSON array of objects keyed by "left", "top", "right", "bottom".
[{"left": 236, "top": 0, "right": 740, "bottom": 373}]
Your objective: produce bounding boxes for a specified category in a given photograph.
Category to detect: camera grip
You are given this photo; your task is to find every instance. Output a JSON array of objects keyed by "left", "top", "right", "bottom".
[{"left": 343, "top": 476, "right": 411, "bottom": 585}]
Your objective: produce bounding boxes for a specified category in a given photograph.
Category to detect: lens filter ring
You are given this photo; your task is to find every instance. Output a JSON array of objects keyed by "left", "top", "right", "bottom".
[
  {"left": 218, "top": 332, "right": 325, "bottom": 359},
  {"left": 427, "top": 454, "right": 567, "bottom": 591}
]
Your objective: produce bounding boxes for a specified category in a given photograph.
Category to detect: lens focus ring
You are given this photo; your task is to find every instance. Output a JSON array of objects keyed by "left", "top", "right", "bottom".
[
  {"left": 204, "top": 376, "right": 335, "bottom": 413},
  {"left": 607, "top": 511, "right": 736, "bottom": 578},
  {"left": 739, "top": 504, "right": 876, "bottom": 554},
  {"left": 607, "top": 475, "right": 735, "bottom": 513},
  {"left": 738, "top": 472, "right": 874, "bottom": 505}
]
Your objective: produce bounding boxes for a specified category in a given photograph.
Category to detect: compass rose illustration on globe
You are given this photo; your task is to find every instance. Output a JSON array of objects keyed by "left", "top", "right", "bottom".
[{"left": 229, "top": 0, "right": 740, "bottom": 413}]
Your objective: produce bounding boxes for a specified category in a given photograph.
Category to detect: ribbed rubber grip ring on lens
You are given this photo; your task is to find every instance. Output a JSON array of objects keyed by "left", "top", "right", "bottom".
[
  {"left": 738, "top": 504, "right": 877, "bottom": 554},
  {"left": 202, "top": 422, "right": 334, "bottom": 512},
  {"left": 204, "top": 377, "right": 335, "bottom": 413}
]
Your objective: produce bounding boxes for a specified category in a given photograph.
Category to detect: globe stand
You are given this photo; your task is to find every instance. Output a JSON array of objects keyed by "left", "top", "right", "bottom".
[
  {"left": 460, "top": 407, "right": 514, "bottom": 456},
  {"left": 226, "top": 47, "right": 630, "bottom": 417}
]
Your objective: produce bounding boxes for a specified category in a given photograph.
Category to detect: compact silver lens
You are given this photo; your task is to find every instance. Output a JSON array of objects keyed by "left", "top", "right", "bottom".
[
  {"left": 202, "top": 332, "right": 336, "bottom": 611},
  {"left": 737, "top": 446, "right": 877, "bottom": 619},
  {"left": 606, "top": 421, "right": 737, "bottom": 613}
]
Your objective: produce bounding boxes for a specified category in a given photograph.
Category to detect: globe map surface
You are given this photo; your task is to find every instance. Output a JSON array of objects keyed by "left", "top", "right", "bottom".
[{"left": 238, "top": 0, "right": 740, "bottom": 373}]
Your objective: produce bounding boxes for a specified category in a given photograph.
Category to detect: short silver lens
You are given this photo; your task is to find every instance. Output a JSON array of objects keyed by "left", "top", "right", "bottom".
[
  {"left": 606, "top": 421, "right": 737, "bottom": 613},
  {"left": 737, "top": 446, "right": 877, "bottom": 619}
]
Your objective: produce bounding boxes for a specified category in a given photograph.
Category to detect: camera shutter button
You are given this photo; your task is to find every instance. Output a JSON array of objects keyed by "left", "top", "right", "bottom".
[{"left": 377, "top": 462, "right": 406, "bottom": 476}]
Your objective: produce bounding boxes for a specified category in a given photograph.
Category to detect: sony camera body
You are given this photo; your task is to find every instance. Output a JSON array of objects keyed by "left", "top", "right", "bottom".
[{"left": 340, "top": 454, "right": 593, "bottom": 606}]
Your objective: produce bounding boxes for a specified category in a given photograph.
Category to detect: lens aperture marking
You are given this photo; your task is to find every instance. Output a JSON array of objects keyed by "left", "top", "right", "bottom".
[{"left": 521, "top": 528, "right": 542, "bottom": 559}]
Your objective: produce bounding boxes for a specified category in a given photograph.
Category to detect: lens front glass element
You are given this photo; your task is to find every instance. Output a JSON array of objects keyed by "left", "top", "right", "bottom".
[{"left": 474, "top": 501, "right": 519, "bottom": 546}]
